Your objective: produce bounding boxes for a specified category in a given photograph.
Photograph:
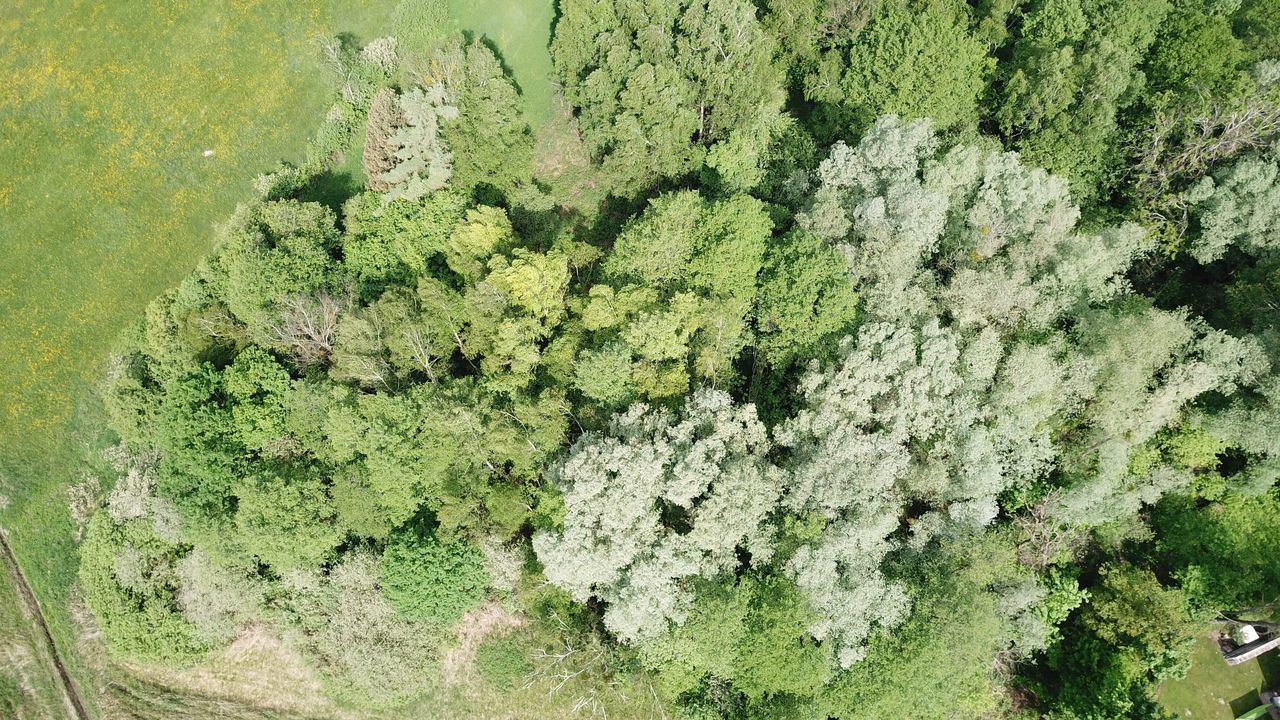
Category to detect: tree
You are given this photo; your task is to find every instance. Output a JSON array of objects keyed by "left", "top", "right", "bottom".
[
  {"left": 151, "top": 366, "right": 241, "bottom": 530},
  {"left": 774, "top": 318, "right": 1008, "bottom": 665},
  {"left": 378, "top": 85, "right": 457, "bottom": 202},
  {"left": 340, "top": 188, "right": 468, "bottom": 288},
  {"left": 438, "top": 41, "right": 535, "bottom": 193},
  {"left": 816, "top": 536, "right": 1032, "bottom": 720},
  {"left": 222, "top": 345, "right": 292, "bottom": 453},
  {"left": 762, "top": 0, "right": 989, "bottom": 140},
  {"left": 533, "top": 389, "right": 785, "bottom": 643},
  {"left": 755, "top": 229, "right": 859, "bottom": 367},
  {"left": 363, "top": 87, "right": 404, "bottom": 192},
  {"left": 995, "top": 0, "right": 1171, "bottom": 196},
  {"left": 1037, "top": 563, "right": 1198, "bottom": 719},
  {"left": 79, "top": 511, "right": 212, "bottom": 664},
  {"left": 322, "top": 386, "right": 483, "bottom": 539},
  {"left": 1154, "top": 491, "right": 1280, "bottom": 612},
  {"left": 785, "top": 515, "right": 911, "bottom": 668},
  {"left": 1146, "top": 4, "right": 1249, "bottom": 115},
  {"left": 580, "top": 191, "right": 772, "bottom": 399},
  {"left": 826, "top": 0, "right": 991, "bottom": 132},
  {"left": 378, "top": 522, "right": 489, "bottom": 623},
  {"left": 552, "top": 0, "right": 784, "bottom": 189},
  {"left": 282, "top": 552, "right": 442, "bottom": 708},
  {"left": 1126, "top": 61, "right": 1280, "bottom": 214},
  {"left": 270, "top": 291, "right": 347, "bottom": 367},
  {"left": 639, "top": 574, "right": 831, "bottom": 709},
  {"left": 205, "top": 199, "right": 340, "bottom": 342},
  {"left": 1183, "top": 144, "right": 1280, "bottom": 262},
  {"left": 1236, "top": 0, "right": 1280, "bottom": 63},
  {"left": 174, "top": 548, "right": 260, "bottom": 646},
  {"left": 1048, "top": 302, "right": 1267, "bottom": 526},
  {"left": 230, "top": 462, "right": 343, "bottom": 572},
  {"left": 799, "top": 116, "right": 1153, "bottom": 327}
]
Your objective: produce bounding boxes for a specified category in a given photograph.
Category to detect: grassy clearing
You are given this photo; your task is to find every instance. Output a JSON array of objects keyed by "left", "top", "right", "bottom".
[
  {"left": 443, "top": 0, "right": 557, "bottom": 127},
  {"left": 0, "top": 1, "right": 397, "bottom": 714},
  {"left": 110, "top": 624, "right": 352, "bottom": 719},
  {"left": 1159, "top": 635, "right": 1280, "bottom": 719}
]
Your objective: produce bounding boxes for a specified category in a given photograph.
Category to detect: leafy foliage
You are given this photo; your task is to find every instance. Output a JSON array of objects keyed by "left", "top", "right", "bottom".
[
  {"left": 283, "top": 551, "right": 442, "bottom": 707},
  {"left": 577, "top": 191, "right": 773, "bottom": 399},
  {"left": 824, "top": 0, "right": 991, "bottom": 131},
  {"left": 552, "top": 0, "right": 784, "bottom": 189},
  {"left": 379, "top": 523, "right": 489, "bottom": 623},
  {"left": 379, "top": 85, "right": 457, "bottom": 202},
  {"left": 437, "top": 40, "right": 536, "bottom": 194},
  {"left": 1154, "top": 492, "right": 1280, "bottom": 611},
  {"left": 75, "top": 12, "right": 1280, "bottom": 720},
  {"left": 995, "top": 0, "right": 1169, "bottom": 195},
  {"left": 533, "top": 389, "right": 784, "bottom": 642},
  {"left": 475, "top": 632, "right": 535, "bottom": 690}
]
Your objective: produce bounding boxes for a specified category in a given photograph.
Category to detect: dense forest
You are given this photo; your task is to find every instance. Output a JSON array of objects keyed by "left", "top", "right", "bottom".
[{"left": 75, "top": 0, "right": 1280, "bottom": 717}]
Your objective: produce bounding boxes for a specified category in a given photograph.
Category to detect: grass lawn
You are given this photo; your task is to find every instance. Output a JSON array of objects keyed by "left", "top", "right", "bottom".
[
  {"left": 444, "top": 0, "right": 557, "bottom": 127},
  {"left": 1159, "top": 636, "right": 1280, "bottom": 719},
  {"left": 0, "top": 1, "right": 399, "bottom": 714}
]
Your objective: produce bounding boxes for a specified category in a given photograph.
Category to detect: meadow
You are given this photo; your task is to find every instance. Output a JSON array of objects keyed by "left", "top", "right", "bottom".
[{"left": 0, "top": 537, "right": 71, "bottom": 719}]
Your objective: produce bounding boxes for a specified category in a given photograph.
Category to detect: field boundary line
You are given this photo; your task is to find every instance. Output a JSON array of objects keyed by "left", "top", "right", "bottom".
[{"left": 0, "top": 527, "right": 90, "bottom": 720}]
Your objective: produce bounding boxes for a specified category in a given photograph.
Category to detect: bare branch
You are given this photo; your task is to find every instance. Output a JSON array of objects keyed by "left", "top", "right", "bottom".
[{"left": 272, "top": 291, "right": 349, "bottom": 366}]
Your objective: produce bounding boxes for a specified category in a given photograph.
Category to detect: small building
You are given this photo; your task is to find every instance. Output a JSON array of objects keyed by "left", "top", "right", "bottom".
[{"left": 1221, "top": 623, "right": 1280, "bottom": 666}]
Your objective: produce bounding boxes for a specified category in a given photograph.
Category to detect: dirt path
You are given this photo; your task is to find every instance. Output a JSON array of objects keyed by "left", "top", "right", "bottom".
[
  {"left": 0, "top": 528, "right": 91, "bottom": 720},
  {"left": 442, "top": 602, "right": 526, "bottom": 687}
]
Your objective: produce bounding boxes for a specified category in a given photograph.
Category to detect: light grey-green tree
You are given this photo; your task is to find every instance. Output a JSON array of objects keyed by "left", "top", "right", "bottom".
[
  {"left": 533, "top": 389, "right": 785, "bottom": 643},
  {"left": 379, "top": 85, "right": 457, "bottom": 202}
]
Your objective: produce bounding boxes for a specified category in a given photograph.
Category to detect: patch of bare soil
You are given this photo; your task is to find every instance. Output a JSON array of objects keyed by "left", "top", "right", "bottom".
[
  {"left": 533, "top": 97, "right": 586, "bottom": 175},
  {"left": 442, "top": 602, "right": 526, "bottom": 688}
]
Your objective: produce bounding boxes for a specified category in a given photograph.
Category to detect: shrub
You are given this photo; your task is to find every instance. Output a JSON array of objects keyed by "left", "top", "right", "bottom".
[
  {"left": 174, "top": 549, "right": 259, "bottom": 645},
  {"left": 284, "top": 552, "right": 441, "bottom": 708},
  {"left": 379, "top": 523, "right": 489, "bottom": 623},
  {"left": 78, "top": 512, "right": 211, "bottom": 664}
]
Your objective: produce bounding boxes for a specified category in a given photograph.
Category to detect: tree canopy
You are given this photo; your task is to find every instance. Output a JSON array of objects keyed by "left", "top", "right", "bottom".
[{"left": 73, "top": 7, "right": 1280, "bottom": 719}]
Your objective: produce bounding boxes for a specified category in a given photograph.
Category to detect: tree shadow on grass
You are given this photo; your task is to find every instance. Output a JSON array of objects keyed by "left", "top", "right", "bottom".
[
  {"left": 1231, "top": 690, "right": 1265, "bottom": 717},
  {"left": 299, "top": 170, "right": 361, "bottom": 215},
  {"left": 1259, "top": 649, "right": 1280, "bottom": 689}
]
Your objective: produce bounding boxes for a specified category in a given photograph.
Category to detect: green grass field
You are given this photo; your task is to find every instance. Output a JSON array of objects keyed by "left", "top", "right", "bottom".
[
  {"left": 0, "top": 1, "right": 565, "bottom": 716},
  {"left": 1159, "top": 636, "right": 1280, "bottom": 719}
]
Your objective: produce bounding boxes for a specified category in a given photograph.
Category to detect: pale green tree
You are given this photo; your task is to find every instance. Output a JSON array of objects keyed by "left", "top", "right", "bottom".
[
  {"left": 533, "top": 389, "right": 785, "bottom": 642},
  {"left": 379, "top": 85, "right": 457, "bottom": 202}
]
